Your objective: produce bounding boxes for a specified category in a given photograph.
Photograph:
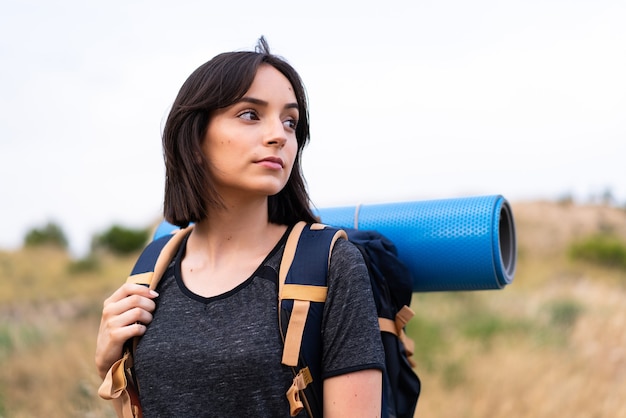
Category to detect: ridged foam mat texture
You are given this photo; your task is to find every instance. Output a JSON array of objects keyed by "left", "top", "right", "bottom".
[{"left": 153, "top": 195, "right": 517, "bottom": 292}]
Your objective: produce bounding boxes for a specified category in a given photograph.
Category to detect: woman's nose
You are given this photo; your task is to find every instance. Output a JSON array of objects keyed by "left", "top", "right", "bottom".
[{"left": 263, "top": 118, "right": 288, "bottom": 147}]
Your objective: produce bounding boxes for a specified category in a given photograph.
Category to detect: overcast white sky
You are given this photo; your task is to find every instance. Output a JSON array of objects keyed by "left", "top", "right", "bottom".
[{"left": 1, "top": 0, "right": 625, "bottom": 255}]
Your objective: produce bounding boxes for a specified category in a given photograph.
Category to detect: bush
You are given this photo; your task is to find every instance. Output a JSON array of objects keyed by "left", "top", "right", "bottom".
[
  {"left": 547, "top": 299, "right": 583, "bottom": 330},
  {"left": 93, "top": 225, "right": 150, "bottom": 255},
  {"left": 23, "top": 222, "right": 68, "bottom": 249},
  {"left": 67, "top": 255, "right": 100, "bottom": 274},
  {"left": 568, "top": 234, "right": 626, "bottom": 268}
]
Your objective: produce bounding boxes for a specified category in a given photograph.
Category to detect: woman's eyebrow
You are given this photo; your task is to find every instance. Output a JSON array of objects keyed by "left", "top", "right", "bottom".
[{"left": 239, "top": 96, "right": 299, "bottom": 110}]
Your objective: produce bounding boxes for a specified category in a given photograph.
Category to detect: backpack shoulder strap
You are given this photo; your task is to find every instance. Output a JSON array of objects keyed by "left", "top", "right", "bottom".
[
  {"left": 126, "top": 225, "right": 193, "bottom": 288},
  {"left": 278, "top": 221, "right": 347, "bottom": 417},
  {"left": 126, "top": 224, "right": 193, "bottom": 359},
  {"left": 98, "top": 225, "right": 192, "bottom": 418}
]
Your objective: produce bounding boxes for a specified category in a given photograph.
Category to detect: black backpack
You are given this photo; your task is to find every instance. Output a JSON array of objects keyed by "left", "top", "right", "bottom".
[{"left": 99, "top": 221, "right": 420, "bottom": 418}]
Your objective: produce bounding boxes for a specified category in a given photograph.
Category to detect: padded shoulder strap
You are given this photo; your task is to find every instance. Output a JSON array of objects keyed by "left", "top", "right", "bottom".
[
  {"left": 99, "top": 224, "right": 192, "bottom": 418},
  {"left": 278, "top": 222, "right": 347, "bottom": 417},
  {"left": 278, "top": 222, "right": 347, "bottom": 365},
  {"left": 126, "top": 225, "right": 192, "bottom": 382},
  {"left": 126, "top": 225, "right": 193, "bottom": 289}
]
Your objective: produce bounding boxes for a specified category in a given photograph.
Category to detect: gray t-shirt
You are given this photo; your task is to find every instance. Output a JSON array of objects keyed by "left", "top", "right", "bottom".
[{"left": 134, "top": 228, "right": 385, "bottom": 417}]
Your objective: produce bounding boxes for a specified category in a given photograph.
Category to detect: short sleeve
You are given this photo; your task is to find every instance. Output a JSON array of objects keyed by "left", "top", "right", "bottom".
[{"left": 321, "top": 238, "right": 385, "bottom": 378}]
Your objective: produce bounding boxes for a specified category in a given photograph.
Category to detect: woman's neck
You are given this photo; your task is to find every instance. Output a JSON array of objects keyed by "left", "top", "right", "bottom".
[
  {"left": 180, "top": 197, "right": 287, "bottom": 297},
  {"left": 187, "top": 196, "right": 283, "bottom": 260}
]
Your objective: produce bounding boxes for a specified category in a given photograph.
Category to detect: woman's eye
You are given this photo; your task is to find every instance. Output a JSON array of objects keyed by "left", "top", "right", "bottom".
[
  {"left": 284, "top": 118, "right": 297, "bottom": 130},
  {"left": 238, "top": 110, "right": 258, "bottom": 121}
]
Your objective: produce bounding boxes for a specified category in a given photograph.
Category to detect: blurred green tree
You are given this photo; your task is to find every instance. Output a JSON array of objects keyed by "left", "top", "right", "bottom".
[
  {"left": 23, "top": 222, "right": 68, "bottom": 249},
  {"left": 93, "top": 225, "right": 150, "bottom": 255}
]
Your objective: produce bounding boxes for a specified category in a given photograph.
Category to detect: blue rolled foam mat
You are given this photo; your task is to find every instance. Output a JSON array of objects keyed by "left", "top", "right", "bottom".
[
  {"left": 315, "top": 195, "right": 517, "bottom": 292},
  {"left": 152, "top": 194, "right": 517, "bottom": 292}
]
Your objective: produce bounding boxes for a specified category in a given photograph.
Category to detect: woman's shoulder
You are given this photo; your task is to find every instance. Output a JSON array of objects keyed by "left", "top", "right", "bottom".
[
  {"left": 328, "top": 236, "right": 369, "bottom": 284},
  {"left": 331, "top": 235, "right": 364, "bottom": 261}
]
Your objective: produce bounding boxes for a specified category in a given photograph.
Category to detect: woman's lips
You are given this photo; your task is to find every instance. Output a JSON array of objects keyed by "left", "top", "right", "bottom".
[{"left": 256, "top": 156, "right": 284, "bottom": 170}]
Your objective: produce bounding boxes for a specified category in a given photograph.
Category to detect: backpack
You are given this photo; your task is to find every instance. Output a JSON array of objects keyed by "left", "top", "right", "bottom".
[
  {"left": 279, "top": 222, "right": 420, "bottom": 418},
  {"left": 98, "top": 221, "right": 420, "bottom": 418}
]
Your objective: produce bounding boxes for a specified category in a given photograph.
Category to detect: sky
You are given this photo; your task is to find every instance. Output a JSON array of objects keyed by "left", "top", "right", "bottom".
[{"left": 1, "top": 0, "right": 625, "bottom": 256}]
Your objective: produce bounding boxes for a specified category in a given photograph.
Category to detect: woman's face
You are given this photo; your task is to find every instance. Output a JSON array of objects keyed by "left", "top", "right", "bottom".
[{"left": 203, "top": 64, "right": 299, "bottom": 202}]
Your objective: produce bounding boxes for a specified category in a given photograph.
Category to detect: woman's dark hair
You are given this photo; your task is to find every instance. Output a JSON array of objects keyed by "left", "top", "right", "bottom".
[{"left": 162, "top": 37, "right": 317, "bottom": 227}]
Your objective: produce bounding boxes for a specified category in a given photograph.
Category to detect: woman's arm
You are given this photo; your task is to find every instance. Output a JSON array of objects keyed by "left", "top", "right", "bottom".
[
  {"left": 323, "top": 369, "right": 382, "bottom": 418},
  {"left": 321, "top": 239, "right": 385, "bottom": 417},
  {"left": 95, "top": 283, "right": 159, "bottom": 379}
]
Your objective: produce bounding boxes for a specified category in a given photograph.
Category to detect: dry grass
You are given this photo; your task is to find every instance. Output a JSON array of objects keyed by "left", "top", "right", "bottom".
[
  {"left": 1, "top": 200, "right": 625, "bottom": 417},
  {"left": 0, "top": 248, "right": 134, "bottom": 417},
  {"left": 412, "top": 280, "right": 626, "bottom": 418}
]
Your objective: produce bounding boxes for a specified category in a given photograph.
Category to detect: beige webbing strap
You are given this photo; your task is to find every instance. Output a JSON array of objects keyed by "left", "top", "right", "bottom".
[
  {"left": 150, "top": 225, "right": 192, "bottom": 290},
  {"left": 281, "top": 284, "right": 327, "bottom": 302},
  {"left": 378, "top": 305, "right": 417, "bottom": 366},
  {"left": 127, "top": 272, "right": 152, "bottom": 286},
  {"left": 309, "top": 223, "right": 327, "bottom": 230},
  {"left": 124, "top": 225, "right": 193, "bottom": 289},
  {"left": 278, "top": 222, "right": 306, "bottom": 296},
  {"left": 98, "top": 350, "right": 131, "bottom": 400},
  {"left": 286, "top": 367, "right": 313, "bottom": 416},
  {"left": 378, "top": 317, "right": 399, "bottom": 336},
  {"left": 282, "top": 299, "right": 311, "bottom": 366},
  {"left": 395, "top": 305, "right": 415, "bottom": 329},
  {"left": 98, "top": 350, "right": 138, "bottom": 418},
  {"left": 326, "top": 226, "right": 348, "bottom": 266}
]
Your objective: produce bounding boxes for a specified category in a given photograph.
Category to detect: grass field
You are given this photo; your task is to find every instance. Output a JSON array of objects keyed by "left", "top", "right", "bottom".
[{"left": 1, "top": 200, "right": 625, "bottom": 417}]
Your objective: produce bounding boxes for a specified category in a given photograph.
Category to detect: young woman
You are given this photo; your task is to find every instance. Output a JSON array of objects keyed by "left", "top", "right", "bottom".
[{"left": 95, "top": 37, "right": 384, "bottom": 417}]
